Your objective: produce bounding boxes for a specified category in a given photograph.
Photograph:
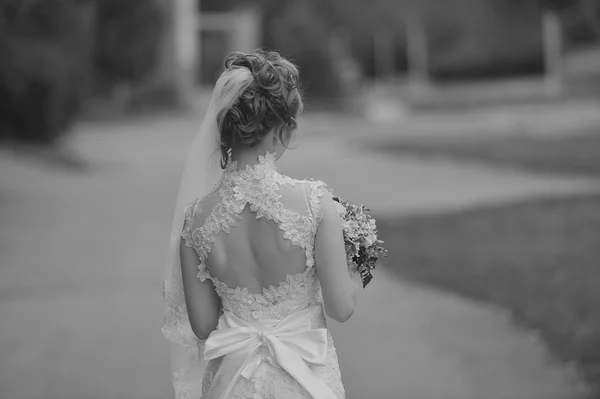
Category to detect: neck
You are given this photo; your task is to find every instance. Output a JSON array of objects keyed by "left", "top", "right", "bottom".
[{"left": 230, "top": 144, "right": 272, "bottom": 170}]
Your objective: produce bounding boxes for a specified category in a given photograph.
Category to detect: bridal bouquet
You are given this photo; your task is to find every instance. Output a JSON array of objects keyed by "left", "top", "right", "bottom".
[{"left": 332, "top": 197, "right": 387, "bottom": 288}]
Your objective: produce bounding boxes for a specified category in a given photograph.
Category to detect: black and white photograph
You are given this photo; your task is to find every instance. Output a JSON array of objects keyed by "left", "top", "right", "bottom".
[{"left": 1, "top": 0, "right": 600, "bottom": 398}]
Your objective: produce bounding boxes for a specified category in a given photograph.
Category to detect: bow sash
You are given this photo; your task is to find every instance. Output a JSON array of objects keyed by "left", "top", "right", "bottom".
[{"left": 203, "top": 306, "right": 337, "bottom": 399}]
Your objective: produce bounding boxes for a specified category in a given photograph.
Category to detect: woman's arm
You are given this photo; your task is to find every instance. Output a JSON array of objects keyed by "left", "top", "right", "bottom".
[
  {"left": 179, "top": 242, "right": 221, "bottom": 340},
  {"left": 314, "top": 190, "right": 357, "bottom": 323}
]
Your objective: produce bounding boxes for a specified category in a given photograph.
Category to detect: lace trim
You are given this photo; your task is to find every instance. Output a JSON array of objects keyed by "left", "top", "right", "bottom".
[
  {"left": 197, "top": 200, "right": 243, "bottom": 260},
  {"left": 309, "top": 180, "right": 329, "bottom": 226},
  {"left": 162, "top": 285, "right": 203, "bottom": 347},
  {"left": 181, "top": 198, "right": 200, "bottom": 248},
  {"left": 197, "top": 263, "right": 211, "bottom": 282},
  {"left": 172, "top": 366, "right": 193, "bottom": 399},
  {"left": 209, "top": 267, "right": 315, "bottom": 301}
]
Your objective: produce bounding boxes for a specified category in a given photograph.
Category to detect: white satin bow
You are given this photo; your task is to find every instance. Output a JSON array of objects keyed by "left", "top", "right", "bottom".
[{"left": 203, "top": 306, "right": 337, "bottom": 399}]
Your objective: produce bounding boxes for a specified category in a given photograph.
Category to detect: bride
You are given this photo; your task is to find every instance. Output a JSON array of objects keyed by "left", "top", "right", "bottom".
[{"left": 162, "top": 50, "right": 357, "bottom": 399}]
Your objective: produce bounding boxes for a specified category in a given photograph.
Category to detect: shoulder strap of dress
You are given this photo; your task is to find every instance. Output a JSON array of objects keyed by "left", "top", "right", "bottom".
[
  {"left": 181, "top": 197, "right": 201, "bottom": 248},
  {"left": 307, "top": 180, "right": 330, "bottom": 226}
]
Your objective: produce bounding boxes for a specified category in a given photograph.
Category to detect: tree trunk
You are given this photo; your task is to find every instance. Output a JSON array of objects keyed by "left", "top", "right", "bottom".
[{"left": 543, "top": 10, "right": 564, "bottom": 97}]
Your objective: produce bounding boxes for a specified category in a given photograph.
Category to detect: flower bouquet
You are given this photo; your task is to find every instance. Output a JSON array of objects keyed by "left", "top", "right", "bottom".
[{"left": 332, "top": 196, "right": 388, "bottom": 288}]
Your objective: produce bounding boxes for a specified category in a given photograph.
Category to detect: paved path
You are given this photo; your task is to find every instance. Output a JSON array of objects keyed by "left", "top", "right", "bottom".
[{"left": 0, "top": 114, "right": 595, "bottom": 399}]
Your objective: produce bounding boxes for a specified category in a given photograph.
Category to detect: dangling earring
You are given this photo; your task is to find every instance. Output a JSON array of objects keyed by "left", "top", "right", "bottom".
[
  {"left": 220, "top": 145, "right": 231, "bottom": 169},
  {"left": 277, "top": 126, "right": 288, "bottom": 148}
]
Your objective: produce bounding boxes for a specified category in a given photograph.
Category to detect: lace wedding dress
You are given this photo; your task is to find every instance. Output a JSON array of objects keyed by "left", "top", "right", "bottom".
[{"left": 165, "top": 152, "right": 346, "bottom": 399}]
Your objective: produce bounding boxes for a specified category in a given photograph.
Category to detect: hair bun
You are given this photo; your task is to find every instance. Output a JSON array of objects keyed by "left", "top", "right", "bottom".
[{"left": 219, "top": 50, "right": 303, "bottom": 168}]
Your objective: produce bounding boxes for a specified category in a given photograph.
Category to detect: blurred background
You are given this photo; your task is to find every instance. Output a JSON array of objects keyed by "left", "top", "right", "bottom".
[{"left": 1, "top": 0, "right": 600, "bottom": 398}]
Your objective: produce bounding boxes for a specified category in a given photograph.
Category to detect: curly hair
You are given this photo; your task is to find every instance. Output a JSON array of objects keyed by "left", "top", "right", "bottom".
[{"left": 218, "top": 50, "right": 303, "bottom": 168}]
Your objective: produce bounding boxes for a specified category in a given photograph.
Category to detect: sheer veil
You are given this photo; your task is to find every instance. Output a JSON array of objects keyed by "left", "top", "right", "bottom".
[{"left": 162, "top": 66, "right": 253, "bottom": 399}]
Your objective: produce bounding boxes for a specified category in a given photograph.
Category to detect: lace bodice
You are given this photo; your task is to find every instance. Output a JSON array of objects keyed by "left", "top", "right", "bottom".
[{"left": 180, "top": 152, "right": 328, "bottom": 321}]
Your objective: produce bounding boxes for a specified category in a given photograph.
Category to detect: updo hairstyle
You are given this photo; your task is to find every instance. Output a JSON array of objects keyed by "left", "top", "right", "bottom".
[{"left": 218, "top": 50, "right": 303, "bottom": 168}]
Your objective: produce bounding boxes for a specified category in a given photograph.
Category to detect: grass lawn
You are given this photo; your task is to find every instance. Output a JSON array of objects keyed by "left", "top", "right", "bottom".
[
  {"left": 371, "top": 129, "right": 600, "bottom": 177},
  {"left": 377, "top": 193, "right": 600, "bottom": 391}
]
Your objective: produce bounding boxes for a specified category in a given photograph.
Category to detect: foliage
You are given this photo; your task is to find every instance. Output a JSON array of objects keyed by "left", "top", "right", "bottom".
[
  {"left": 497, "top": 0, "right": 600, "bottom": 44},
  {"left": 200, "top": 0, "right": 600, "bottom": 91},
  {"left": 373, "top": 125, "right": 600, "bottom": 391},
  {"left": 93, "top": 0, "right": 164, "bottom": 87},
  {"left": 260, "top": 0, "right": 346, "bottom": 100},
  {"left": 199, "top": 0, "right": 356, "bottom": 99},
  {"left": 0, "top": 0, "right": 89, "bottom": 143},
  {"left": 378, "top": 194, "right": 600, "bottom": 394}
]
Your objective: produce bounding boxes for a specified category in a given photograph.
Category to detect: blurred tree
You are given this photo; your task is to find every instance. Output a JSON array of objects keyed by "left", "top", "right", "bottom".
[
  {"left": 501, "top": 0, "right": 600, "bottom": 44},
  {"left": 198, "top": 0, "right": 235, "bottom": 12},
  {"left": 541, "top": 0, "right": 572, "bottom": 11},
  {"left": 0, "top": 0, "right": 91, "bottom": 144},
  {"left": 581, "top": 0, "right": 600, "bottom": 36},
  {"left": 402, "top": 0, "right": 543, "bottom": 80},
  {"left": 198, "top": 0, "right": 358, "bottom": 101},
  {"left": 197, "top": 0, "right": 600, "bottom": 87},
  {"left": 93, "top": 0, "right": 164, "bottom": 91},
  {"left": 262, "top": 0, "right": 346, "bottom": 101},
  {"left": 568, "top": 0, "right": 600, "bottom": 42}
]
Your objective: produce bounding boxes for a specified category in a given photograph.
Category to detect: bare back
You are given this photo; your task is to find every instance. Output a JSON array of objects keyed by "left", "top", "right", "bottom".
[
  {"left": 186, "top": 172, "right": 317, "bottom": 295},
  {"left": 181, "top": 153, "right": 327, "bottom": 302}
]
